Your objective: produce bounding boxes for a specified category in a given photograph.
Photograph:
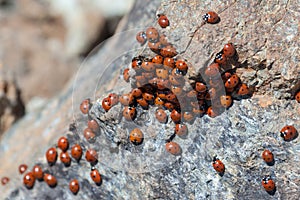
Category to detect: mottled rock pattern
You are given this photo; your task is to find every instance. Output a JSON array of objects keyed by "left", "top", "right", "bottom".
[{"left": 0, "top": 0, "right": 299, "bottom": 199}]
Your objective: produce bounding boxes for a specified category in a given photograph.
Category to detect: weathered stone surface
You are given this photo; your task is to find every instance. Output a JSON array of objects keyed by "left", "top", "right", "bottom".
[{"left": 0, "top": 0, "right": 299, "bottom": 199}]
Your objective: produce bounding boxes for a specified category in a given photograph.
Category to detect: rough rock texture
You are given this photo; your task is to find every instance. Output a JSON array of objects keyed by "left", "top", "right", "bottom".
[{"left": 0, "top": 0, "right": 299, "bottom": 199}]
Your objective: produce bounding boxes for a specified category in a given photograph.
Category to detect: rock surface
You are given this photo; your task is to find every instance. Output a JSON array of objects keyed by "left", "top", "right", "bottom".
[{"left": 0, "top": 0, "right": 299, "bottom": 199}]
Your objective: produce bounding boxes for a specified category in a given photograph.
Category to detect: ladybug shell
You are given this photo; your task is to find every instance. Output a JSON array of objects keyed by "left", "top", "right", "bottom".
[
  {"left": 80, "top": 99, "right": 90, "bottom": 114},
  {"left": 280, "top": 125, "right": 298, "bottom": 141},
  {"left": 129, "top": 128, "right": 144, "bottom": 145},
  {"left": 46, "top": 147, "right": 57, "bottom": 165},
  {"left": 175, "top": 124, "right": 188, "bottom": 136},
  {"left": 32, "top": 165, "right": 44, "bottom": 180},
  {"left": 295, "top": 91, "right": 300, "bottom": 103},
  {"left": 71, "top": 144, "right": 83, "bottom": 161},
  {"left": 136, "top": 31, "right": 147, "bottom": 45},
  {"left": 23, "top": 172, "right": 35, "bottom": 189},
  {"left": 203, "top": 11, "right": 219, "bottom": 24},
  {"left": 87, "top": 119, "right": 99, "bottom": 133},
  {"left": 57, "top": 136, "right": 69, "bottom": 152},
  {"left": 69, "top": 179, "right": 80, "bottom": 194},
  {"left": 19, "top": 164, "right": 28, "bottom": 174},
  {"left": 165, "top": 141, "right": 181, "bottom": 155},
  {"left": 223, "top": 43, "right": 236, "bottom": 57},
  {"left": 90, "top": 168, "right": 102, "bottom": 185},
  {"left": 44, "top": 173, "right": 57, "bottom": 188},
  {"left": 60, "top": 151, "right": 71, "bottom": 166},
  {"left": 262, "top": 177, "right": 275, "bottom": 192},
  {"left": 155, "top": 109, "right": 168, "bottom": 123},
  {"left": 262, "top": 149, "right": 274, "bottom": 164},
  {"left": 123, "top": 68, "right": 130, "bottom": 82},
  {"left": 158, "top": 14, "right": 169, "bottom": 28},
  {"left": 145, "top": 27, "right": 159, "bottom": 42},
  {"left": 212, "top": 157, "right": 225, "bottom": 173},
  {"left": 85, "top": 149, "right": 98, "bottom": 164}
]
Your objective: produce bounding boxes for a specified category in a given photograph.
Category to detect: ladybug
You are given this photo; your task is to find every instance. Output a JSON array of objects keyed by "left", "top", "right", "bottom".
[
  {"left": 160, "top": 45, "right": 177, "bottom": 58},
  {"left": 214, "top": 52, "right": 227, "bottom": 65},
  {"left": 87, "top": 119, "right": 99, "bottom": 133},
  {"left": 223, "top": 43, "right": 236, "bottom": 57},
  {"left": 156, "top": 68, "right": 169, "bottom": 79},
  {"left": 169, "top": 75, "right": 184, "bottom": 86},
  {"left": 212, "top": 156, "right": 225, "bottom": 174},
  {"left": 165, "top": 141, "right": 181, "bottom": 155},
  {"left": 225, "top": 74, "right": 240, "bottom": 89},
  {"left": 158, "top": 14, "right": 169, "bottom": 28},
  {"left": 222, "top": 72, "right": 232, "bottom": 82},
  {"left": 171, "top": 85, "right": 183, "bottom": 96},
  {"left": 85, "top": 149, "right": 98, "bottom": 165},
  {"left": 142, "top": 92, "right": 155, "bottom": 102},
  {"left": 46, "top": 147, "right": 57, "bottom": 166},
  {"left": 23, "top": 172, "right": 35, "bottom": 189},
  {"left": 1, "top": 177, "right": 9, "bottom": 185},
  {"left": 175, "top": 60, "right": 188, "bottom": 71},
  {"left": 154, "top": 96, "right": 165, "bottom": 107},
  {"left": 137, "top": 98, "right": 149, "bottom": 109},
  {"left": 119, "top": 93, "right": 134, "bottom": 106},
  {"left": 295, "top": 91, "right": 300, "bottom": 103},
  {"left": 262, "top": 176, "right": 276, "bottom": 193},
  {"left": 175, "top": 124, "right": 188, "bottom": 136},
  {"left": 44, "top": 173, "right": 57, "bottom": 188},
  {"left": 131, "top": 57, "right": 143, "bottom": 70},
  {"left": 57, "top": 136, "right": 69, "bottom": 152},
  {"left": 236, "top": 83, "right": 250, "bottom": 96},
  {"left": 80, "top": 99, "right": 90, "bottom": 114},
  {"left": 141, "top": 60, "right": 155, "bottom": 71},
  {"left": 69, "top": 179, "right": 80, "bottom": 195},
  {"left": 166, "top": 92, "right": 178, "bottom": 103},
  {"left": 136, "top": 31, "right": 147, "bottom": 45},
  {"left": 84, "top": 127, "right": 96, "bottom": 142},
  {"left": 71, "top": 144, "right": 83, "bottom": 161},
  {"left": 155, "top": 109, "right": 168, "bottom": 123},
  {"left": 220, "top": 95, "right": 232, "bottom": 108},
  {"left": 170, "top": 109, "right": 181, "bottom": 124},
  {"left": 195, "top": 82, "right": 207, "bottom": 93},
  {"left": 183, "top": 111, "right": 194, "bottom": 122},
  {"left": 60, "top": 151, "right": 71, "bottom": 167},
  {"left": 205, "top": 63, "right": 220, "bottom": 77},
  {"left": 123, "top": 68, "right": 130, "bottom": 82},
  {"left": 152, "top": 55, "right": 163, "bottom": 65},
  {"left": 108, "top": 93, "right": 119, "bottom": 106},
  {"left": 102, "top": 97, "right": 112, "bottom": 112},
  {"left": 131, "top": 88, "right": 143, "bottom": 98},
  {"left": 148, "top": 41, "right": 162, "bottom": 53},
  {"left": 262, "top": 149, "right": 274, "bottom": 164},
  {"left": 163, "top": 57, "right": 175, "bottom": 69},
  {"left": 32, "top": 165, "right": 44, "bottom": 180},
  {"left": 90, "top": 167, "right": 102, "bottom": 185},
  {"left": 203, "top": 11, "right": 220, "bottom": 24},
  {"left": 145, "top": 27, "right": 159, "bottom": 42},
  {"left": 19, "top": 164, "right": 28, "bottom": 174},
  {"left": 164, "top": 102, "right": 175, "bottom": 111},
  {"left": 280, "top": 125, "right": 298, "bottom": 141},
  {"left": 129, "top": 128, "right": 144, "bottom": 145},
  {"left": 207, "top": 106, "right": 218, "bottom": 118},
  {"left": 159, "top": 34, "right": 169, "bottom": 46}
]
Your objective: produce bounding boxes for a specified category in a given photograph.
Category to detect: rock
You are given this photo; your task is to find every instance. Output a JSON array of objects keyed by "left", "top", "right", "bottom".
[{"left": 0, "top": 0, "right": 300, "bottom": 199}]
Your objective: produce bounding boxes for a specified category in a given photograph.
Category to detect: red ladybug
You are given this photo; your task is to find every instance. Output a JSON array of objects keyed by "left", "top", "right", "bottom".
[
  {"left": 131, "top": 88, "right": 142, "bottom": 98},
  {"left": 148, "top": 41, "right": 162, "bottom": 53},
  {"left": 141, "top": 60, "right": 155, "bottom": 71},
  {"left": 236, "top": 83, "right": 250, "bottom": 96},
  {"left": 262, "top": 176, "right": 276, "bottom": 193},
  {"left": 175, "top": 60, "right": 188, "bottom": 71},
  {"left": 165, "top": 141, "right": 181, "bottom": 155},
  {"left": 158, "top": 14, "right": 169, "bottom": 28},
  {"left": 123, "top": 106, "right": 137, "bottom": 121},
  {"left": 23, "top": 172, "right": 35, "bottom": 189},
  {"left": 164, "top": 102, "right": 175, "bottom": 111},
  {"left": 80, "top": 99, "right": 90, "bottom": 114},
  {"left": 57, "top": 136, "right": 69, "bottom": 152},
  {"left": 175, "top": 124, "right": 188, "bottom": 137},
  {"left": 44, "top": 173, "right": 57, "bottom": 188},
  {"left": 85, "top": 149, "right": 98, "bottom": 164},
  {"left": 205, "top": 63, "right": 220, "bottom": 77},
  {"left": 137, "top": 98, "right": 149, "bottom": 109},
  {"left": 262, "top": 149, "right": 274, "bottom": 164},
  {"left": 71, "top": 144, "right": 83, "bottom": 161},
  {"left": 123, "top": 68, "right": 130, "bottom": 82},
  {"left": 295, "top": 91, "right": 300, "bottom": 103},
  {"left": 90, "top": 167, "right": 102, "bottom": 185},
  {"left": 19, "top": 164, "right": 28, "bottom": 174},
  {"left": 32, "top": 165, "right": 44, "bottom": 180},
  {"left": 131, "top": 57, "right": 143, "bottom": 70},
  {"left": 87, "top": 119, "right": 99, "bottom": 133},
  {"left": 84, "top": 127, "right": 96, "bottom": 142},
  {"left": 119, "top": 93, "right": 134, "bottom": 106},
  {"left": 69, "top": 179, "right": 80, "bottom": 195},
  {"left": 214, "top": 52, "right": 227, "bottom": 65},
  {"left": 146, "top": 27, "right": 159, "bottom": 42},
  {"left": 46, "top": 147, "right": 57, "bottom": 166},
  {"left": 220, "top": 95, "right": 232, "bottom": 108},
  {"left": 195, "top": 82, "right": 207, "bottom": 93},
  {"left": 108, "top": 93, "right": 119, "bottom": 106},
  {"left": 102, "top": 97, "right": 112, "bottom": 112},
  {"left": 136, "top": 31, "right": 147, "bottom": 45},
  {"left": 1, "top": 177, "right": 9, "bottom": 185},
  {"left": 160, "top": 45, "right": 177, "bottom": 58},
  {"left": 60, "top": 151, "right": 71, "bottom": 167},
  {"left": 203, "top": 11, "right": 220, "bottom": 24},
  {"left": 163, "top": 57, "right": 175, "bottom": 69},
  {"left": 154, "top": 96, "right": 165, "bottom": 107},
  {"left": 142, "top": 92, "right": 155, "bottom": 101},
  {"left": 280, "top": 125, "right": 298, "bottom": 141},
  {"left": 170, "top": 109, "right": 181, "bottom": 124},
  {"left": 159, "top": 34, "right": 169, "bottom": 46},
  {"left": 212, "top": 156, "right": 225, "bottom": 174},
  {"left": 225, "top": 74, "right": 240, "bottom": 89},
  {"left": 223, "top": 43, "right": 236, "bottom": 57},
  {"left": 129, "top": 128, "right": 144, "bottom": 145},
  {"left": 155, "top": 109, "right": 168, "bottom": 123}
]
